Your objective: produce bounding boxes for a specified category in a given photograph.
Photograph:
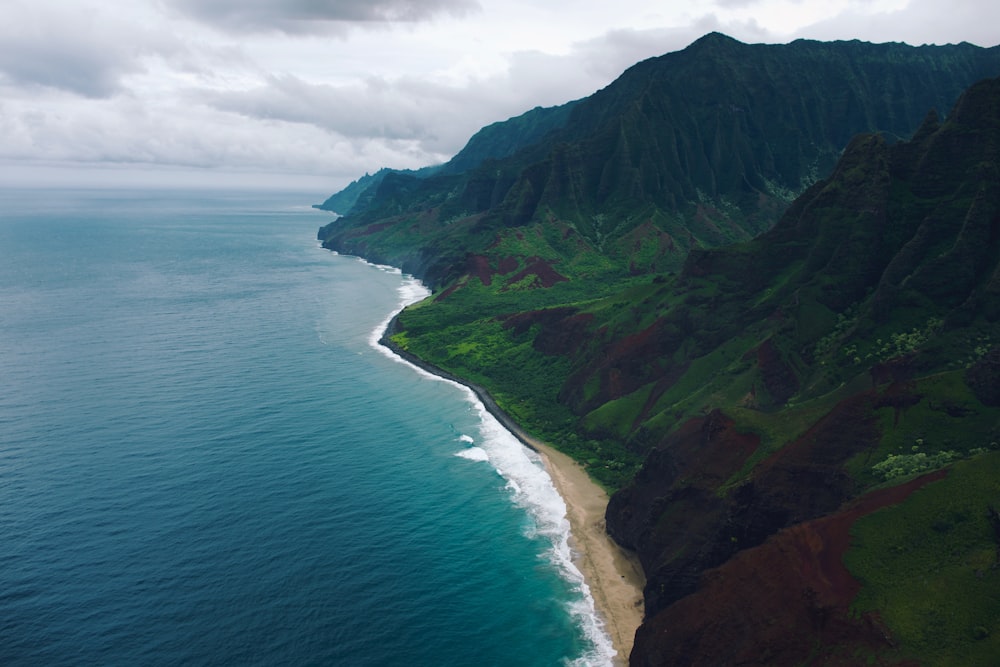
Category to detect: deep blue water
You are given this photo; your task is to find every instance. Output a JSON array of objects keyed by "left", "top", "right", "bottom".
[{"left": 0, "top": 188, "right": 612, "bottom": 666}]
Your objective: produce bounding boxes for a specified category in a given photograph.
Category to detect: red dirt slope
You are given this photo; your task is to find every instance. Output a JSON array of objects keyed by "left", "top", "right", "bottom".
[{"left": 631, "top": 470, "right": 947, "bottom": 667}]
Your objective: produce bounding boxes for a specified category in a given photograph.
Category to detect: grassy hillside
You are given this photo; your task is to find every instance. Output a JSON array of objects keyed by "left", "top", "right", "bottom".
[
  {"left": 384, "top": 76, "right": 1000, "bottom": 664},
  {"left": 317, "top": 35, "right": 1000, "bottom": 665}
]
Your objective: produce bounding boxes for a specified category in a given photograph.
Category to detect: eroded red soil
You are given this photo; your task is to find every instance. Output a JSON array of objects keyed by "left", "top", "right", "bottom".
[{"left": 632, "top": 470, "right": 946, "bottom": 667}]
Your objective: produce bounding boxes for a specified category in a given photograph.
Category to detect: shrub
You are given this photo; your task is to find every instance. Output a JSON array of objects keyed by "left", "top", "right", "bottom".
[{"left": 871, "top": 449, "right": 958, "bottom": 480}]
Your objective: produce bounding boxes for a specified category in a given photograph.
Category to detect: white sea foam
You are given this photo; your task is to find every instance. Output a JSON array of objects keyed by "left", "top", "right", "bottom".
[
  {"left": 454, "top": 446, "right": 490, "bottom": 462},
  {"left": 364, "top": 268, "right": 617, "bottom": 667},
  {"left": 459, "top": 434, "right": 474, "bottom": 444},
  {"left": 367, "top": 273, "right": 431, "bottom": 353},
  {"left": 356, "top": 256, "right": 403, "bottom": 274},
  {"left": 470, "top": 402, "right": 616, "bottom": 667}
]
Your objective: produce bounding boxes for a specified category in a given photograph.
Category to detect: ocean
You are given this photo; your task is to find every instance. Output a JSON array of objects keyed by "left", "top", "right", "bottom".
[{"left": 0, "top": 188, "right": 613, "bottom": 666}]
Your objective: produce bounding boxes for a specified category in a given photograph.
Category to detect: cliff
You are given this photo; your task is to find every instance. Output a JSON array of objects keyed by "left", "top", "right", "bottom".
[
  {"left": 316, "top": 35, "right": 1000, "bottom": 665},
  {"left": 319, "top": 33, "right": 1000, "bottom": 284},
  {"left": 606, "top": 75, "right": 1000, "bottom": 664}
]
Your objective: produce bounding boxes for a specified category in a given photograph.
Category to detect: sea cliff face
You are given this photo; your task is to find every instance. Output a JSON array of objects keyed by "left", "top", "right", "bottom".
[
  {"left": 318, "top": 35, "right": 1000, "bottom": 665},
  {"left": 604, "top": 76, "right": 1000, "bottom": 664}
]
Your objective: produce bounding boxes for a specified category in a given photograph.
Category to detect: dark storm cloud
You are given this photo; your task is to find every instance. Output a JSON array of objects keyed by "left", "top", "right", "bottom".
[{"left": 167, "top": 0, "right": 480, "bottom": 33}]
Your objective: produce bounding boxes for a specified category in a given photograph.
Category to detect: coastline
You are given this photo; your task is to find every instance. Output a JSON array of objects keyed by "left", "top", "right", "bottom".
[{"left": 380, "top": 314, "right": 645, "bottom": 665}]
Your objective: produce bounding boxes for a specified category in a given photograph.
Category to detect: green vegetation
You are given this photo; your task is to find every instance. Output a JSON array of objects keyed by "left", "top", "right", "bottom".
[
  {"left": 316, "top": 34, "right": 1000, "bottom": 664},
  {"left": 321, "top": 36, "right": 1000, "bottom": 289},
  {"left": 843, "top": 371, "right": 1000, "bottom": 489},
  {"left": 871, "top": 449, "right": 959, "bottom": 481},
  {"left": 845, "top": 452, "right": 1000, "bottom": 666},
  {"left": 393, "top": 271, "right": 647, "bottom": 489}
]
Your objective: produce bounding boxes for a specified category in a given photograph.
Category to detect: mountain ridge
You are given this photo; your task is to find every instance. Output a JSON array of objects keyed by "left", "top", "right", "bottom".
[
  {"left": 319, "top": 34, "right": 1000, "bottom": 283},
  {"left": 314, "top": 100, "right": 578, "bottom": 216},
  {"left": 607, "top": 74, "right": 1000, "bottom": 664},
  {"left": 316, "top": 35, "right": 1000, "bottom": 665}
]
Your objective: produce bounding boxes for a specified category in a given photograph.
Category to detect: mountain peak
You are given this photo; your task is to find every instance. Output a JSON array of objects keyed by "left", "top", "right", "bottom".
[
  {"left": 685, "top": 31, "right": 744, "bottom": 50},
  {"left": 948, "top": 74, "right": 1000, "bottom": 127},
  {"left": 320, "top": 38, "right": 1000, "bottom": 286}
]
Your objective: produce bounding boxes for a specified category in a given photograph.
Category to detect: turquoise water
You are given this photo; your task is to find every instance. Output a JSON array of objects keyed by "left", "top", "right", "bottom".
[{"left": 0, "top": 188, "right": 612, "bottom": 666}]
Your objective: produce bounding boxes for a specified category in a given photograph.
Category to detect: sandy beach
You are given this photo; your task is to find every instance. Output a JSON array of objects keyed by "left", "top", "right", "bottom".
[
  {"left": 473, "top": 402, "right": 646, "bottom": 664},
  {"left": 522, "top": 434, "right": 646, "bottom": 665},
  {"left": 381, "top": 325, "right": 645, "bottom": 664}
]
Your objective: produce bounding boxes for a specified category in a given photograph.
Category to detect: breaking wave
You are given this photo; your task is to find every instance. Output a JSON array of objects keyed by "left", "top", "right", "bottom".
[{"left": 365, "top": 264, "right": 617, "bottom": 667}]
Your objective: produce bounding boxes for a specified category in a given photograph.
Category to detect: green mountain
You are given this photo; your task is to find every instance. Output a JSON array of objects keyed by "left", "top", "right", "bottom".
[
  {"left": 313, "top": 167, "right": 429, "bottom": 217},
  {"left": 316, "top": 34, "right": 1000, "bottom": 666},
  {"left": 313, "top": 101, "right": 577, "bottom": 215},
  {"left": 606, "top": 75, "right": 1000, "bottom": 665},
  {"left": 436, "top": 101, "right": 580, "bottom": 176},
  {"left": 319, "top": 33, "right": 1000, "bottom": 280}
]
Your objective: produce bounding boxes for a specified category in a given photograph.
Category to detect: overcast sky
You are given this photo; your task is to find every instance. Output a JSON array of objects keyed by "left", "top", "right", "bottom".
[{"left": 1, "top": 0, "right": 997, "bottom": 193}]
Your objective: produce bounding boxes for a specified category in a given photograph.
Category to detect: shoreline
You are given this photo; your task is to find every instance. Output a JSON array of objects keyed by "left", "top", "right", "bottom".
[{"left": 380, "top": 315, "right": 645, "bottom": 665}]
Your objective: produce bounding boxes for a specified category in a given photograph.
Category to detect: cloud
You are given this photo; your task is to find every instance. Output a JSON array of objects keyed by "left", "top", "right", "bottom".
[
  {"left": 196, "top": 49, "right": 617, "bottom": 165},
  {"left": 196, "top": 22, "right": 742, "bottom": 154},
  {"left": 166, "top": 0, "right": 480, "bottom": 33},
  {"left": 0, "top": 18, "right": 775, "bottom": 189},
  {"left": 0, "top": 3, "right": 181, "bottom": 98},
  {"left": 198, "top": 74, "right": 467, "bottom": 158},
  {"left": 2, "top": 0, "right": 997, "bottom": 194},
  {"left": 0, "top": 79, "right": 451, "bottom": 191},
  {"left": 798, "top": 0, "right": 1000, "bottom": 46},
  {"left": 566, "top": 20, "right": 730, "bottom": 80}
]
